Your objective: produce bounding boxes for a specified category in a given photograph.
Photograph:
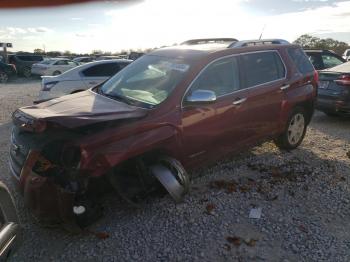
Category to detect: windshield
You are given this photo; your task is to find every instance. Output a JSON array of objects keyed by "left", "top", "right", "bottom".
[{"left": 100, "top": 55, "right": 190, "bottom": 107}]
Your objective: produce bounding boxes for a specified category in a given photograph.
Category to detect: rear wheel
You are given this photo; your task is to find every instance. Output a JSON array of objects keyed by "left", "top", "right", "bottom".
[
  {"left": 275, "top": 107, "right": 307, "bottom": 150},
  {"left": 0, "top": 71, "right": 8, "bottom": 83},
  {"left": 53, "top": 71, "right": 61, "bottom": 76},
  {"left": 22, "top": 67, "right": 31, "bottom": 78}
]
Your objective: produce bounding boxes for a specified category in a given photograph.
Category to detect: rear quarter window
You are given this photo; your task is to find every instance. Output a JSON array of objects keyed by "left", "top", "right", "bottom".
[
  {"left": 82, "top": 63, "right": 122, "bottom": 77},
  {"left": 288, "top": 48, "right": 314, "bottom": 74},
  {"left": 241, "top": 51, "right": 286, "bottom": 88}
]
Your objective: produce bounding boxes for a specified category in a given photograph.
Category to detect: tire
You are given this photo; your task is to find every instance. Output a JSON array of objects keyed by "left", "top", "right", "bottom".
[
  {"left": 274, "top": 107, "right": 307, "bottom": 150},
  {"left": 0, "top": 71, "right": 9, "bottom": 83},
  {"left": 22, "top": 67, "right": 31, "bottom": 78},
  {"left": 0, "top": 182, "right": 19, "bottom": 225},
  {"left": 53, "top": 71, "right": 61, "bottom": 76}
]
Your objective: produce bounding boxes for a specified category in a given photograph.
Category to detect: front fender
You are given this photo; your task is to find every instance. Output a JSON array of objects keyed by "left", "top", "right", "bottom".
[{"left": 81, "top": 125, "right": 182, "bottom": 177}]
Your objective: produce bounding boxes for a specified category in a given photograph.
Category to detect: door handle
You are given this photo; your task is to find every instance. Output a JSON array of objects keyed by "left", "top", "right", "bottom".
[
  {"left": 280, "top": 84, "right": 290, "bottom": 90},
  {"left": 232, "top": 98, "right": 247, "bottom": 105}
]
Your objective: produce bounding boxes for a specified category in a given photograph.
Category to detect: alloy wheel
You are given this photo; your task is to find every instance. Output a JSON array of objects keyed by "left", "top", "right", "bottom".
[
  {"left": 23, "top": 67, "right": 31, "bottom": 78},
  {"left": 287, "top": 113, "right": 305, "bottom": 146}
]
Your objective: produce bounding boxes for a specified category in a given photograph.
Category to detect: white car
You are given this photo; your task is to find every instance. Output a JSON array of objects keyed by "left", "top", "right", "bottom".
[
  {"left": 73, "top": 56, "right": 95, "bottom": 64},
  {"left": 35, "top": 59, "right": 132, "bottom": 103},
  {"left": 31, "top": 58, "right": 79, "bottom": 76},
  {"left": 342, "top": 49, "right": 350, "bottom": 61}
]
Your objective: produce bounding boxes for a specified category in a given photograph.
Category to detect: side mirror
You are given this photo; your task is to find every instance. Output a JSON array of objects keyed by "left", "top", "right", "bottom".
[{"left": 185, "top": 89, "right": 216, "bottom": 104}]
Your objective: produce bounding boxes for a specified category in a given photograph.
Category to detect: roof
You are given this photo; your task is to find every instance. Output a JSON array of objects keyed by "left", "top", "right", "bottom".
[
  {"left": 304, "top": 49, "right": 335, "bottom": 53},
  {"left": 149, "top": 43, "right": 298, "bottom": 63}
]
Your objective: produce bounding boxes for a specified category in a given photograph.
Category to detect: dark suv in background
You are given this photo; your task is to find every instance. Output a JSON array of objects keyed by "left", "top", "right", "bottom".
[
  {"left": 0, "top": 61, "right": 17, "bottom": 83},
  {"left": 9, "top": 39, "right": 318, "bottom": 227},
  {"left": 304, "top": 49, "right": 345, "bottom": 70},
  {"left": 8, "top": 54, "right": 46, "bottom": 78}
]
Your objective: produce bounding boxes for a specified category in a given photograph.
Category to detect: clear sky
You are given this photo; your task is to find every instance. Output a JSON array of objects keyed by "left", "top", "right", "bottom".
[{"left": 0, "top": 0, "right": 349, "bottom": 53}]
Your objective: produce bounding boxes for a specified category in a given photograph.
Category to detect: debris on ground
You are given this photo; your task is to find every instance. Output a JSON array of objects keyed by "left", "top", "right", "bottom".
[
  {"left": 205, "top": 203, "right": 216, "bottom": 215},
  {"left": 249, "top": 208, "right": 262, "bottom": 219}
]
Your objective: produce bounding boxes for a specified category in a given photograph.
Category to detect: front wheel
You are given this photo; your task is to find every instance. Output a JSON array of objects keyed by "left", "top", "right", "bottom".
[
  {"left": 22, "top": 67, "right": 31, "bottom": 78},
  {"left": 275, "top": 107, "right": 307, "bottom": 150}
]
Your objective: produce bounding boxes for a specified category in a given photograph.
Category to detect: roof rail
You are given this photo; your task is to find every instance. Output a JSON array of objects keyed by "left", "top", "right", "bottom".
[
  {"left": 181, "top": 38, "right": 238, "bottom": 46},
  {"left": 229, "top": 39, "right": 290, "bottom": 48}
]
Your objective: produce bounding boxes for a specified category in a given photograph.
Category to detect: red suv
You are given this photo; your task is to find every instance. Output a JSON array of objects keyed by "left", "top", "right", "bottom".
[{"left": 9, "top": 39, "right": 318, "bottom": 227}]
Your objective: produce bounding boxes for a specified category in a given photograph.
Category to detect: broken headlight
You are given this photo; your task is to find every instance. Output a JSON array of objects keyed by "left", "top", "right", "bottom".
[{"left": 12, "top": 110, "right": 47, "bottom": 133}]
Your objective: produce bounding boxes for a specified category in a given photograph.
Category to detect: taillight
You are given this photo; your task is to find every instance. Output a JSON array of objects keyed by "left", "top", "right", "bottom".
[
  {"left": 42, "top": 81, "right": 58, "bottom": 91},
  {"left": 335, "top": 74, "right": 350, "bottom": 86},
  {"left": 313, "top": 70, "right": 319, "bottom": 83},
  {"left": 9, "top": 64, "right": 16, "bottom": 71}
]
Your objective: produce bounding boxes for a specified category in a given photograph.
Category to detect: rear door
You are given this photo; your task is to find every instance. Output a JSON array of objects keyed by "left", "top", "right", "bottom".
[
  {"left": 239, "top": 51, "right": 287, "bottom": 139},
  {"left": 81, "top": 62, "right": 126, "bottom": 88}
]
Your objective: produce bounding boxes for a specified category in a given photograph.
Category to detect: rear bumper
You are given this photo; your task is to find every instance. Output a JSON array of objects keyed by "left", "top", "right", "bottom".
[{"left": 316, "top": 97, "right": 350, "bottom": 114}]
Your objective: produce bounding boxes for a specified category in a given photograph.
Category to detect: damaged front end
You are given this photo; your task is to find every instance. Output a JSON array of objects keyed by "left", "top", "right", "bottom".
[
  {"left": 9, "top": 109, "right": 190, "bottom": 229},
  {"left": 10, "top": 112, "right": 96, "bottom": 228}
]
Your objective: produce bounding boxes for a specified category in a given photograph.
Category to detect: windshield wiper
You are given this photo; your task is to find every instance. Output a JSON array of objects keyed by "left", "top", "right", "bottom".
[
  {"left": 103, "top": 92, "right": 134, "bottom": 105},
  {"left": 95, "top": 86, "right": 133, "bottom": 105}
]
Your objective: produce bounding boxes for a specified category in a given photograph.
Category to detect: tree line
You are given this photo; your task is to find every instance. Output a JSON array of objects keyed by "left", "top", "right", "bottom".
[
  {"left": 26, "top": 34, "right": 350, "bottom": 57},
  {"left": 293, "top": 34, "right": 349, "bottom": 55}
]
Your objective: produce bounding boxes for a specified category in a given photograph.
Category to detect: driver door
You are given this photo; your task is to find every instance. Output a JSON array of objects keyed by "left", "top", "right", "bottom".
[{"left": 181, "top": 56, "right": 250, "bottom": 166}]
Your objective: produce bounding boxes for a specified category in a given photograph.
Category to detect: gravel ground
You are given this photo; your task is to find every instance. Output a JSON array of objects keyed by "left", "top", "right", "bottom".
[{"left": 0, "top": 80, "right": 349, "bottom": 262}]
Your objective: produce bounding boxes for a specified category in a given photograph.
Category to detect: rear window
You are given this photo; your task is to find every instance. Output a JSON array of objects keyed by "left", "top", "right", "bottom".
[
  {"left": 241, "top": 51, "right": 286, "bottom": 88},
  {"left": 288, "top": 48, "right": 314, "bottom": 74},
  {"left": 82, "top": 63, "right": 125, "bottom": 77}
]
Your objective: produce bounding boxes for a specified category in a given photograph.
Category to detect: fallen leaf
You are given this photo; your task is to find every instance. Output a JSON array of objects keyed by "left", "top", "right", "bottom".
[
  {"left": 205, "top": 203, "right": 216, "bottom": 214},
  {"left": 86, "top": 229, "right": 110, "bottom": 240},
  {"left": 226, "top": 183, "right": 237, "bottom": 193},
  {"left": 239, "top": 185, "right": 250, "bottom": 193},
  {"left": 244, "top": 239, "right": 258, "bottom": 247},
  {"left": 226, "top": 236, "right": 241, "bottom": 246},
  {"left": 298, "top": 225, "right": 308, "bottom": 233},
  {"left": 271, "top": 167, "right": 282, "bottom": 177}
]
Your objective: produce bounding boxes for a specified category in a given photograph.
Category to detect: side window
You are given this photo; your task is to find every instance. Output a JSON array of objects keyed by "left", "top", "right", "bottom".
[
  {"left": 17, "top": 56, "right": 30, "bottom": 61},
  {"left": 307, "top": 53, "right": 323, "bottom": 70},
  {"left": 189, "top": 57, "right": 240, "bottom": 97},
  {"left": 67, "top": 61, "right": 78, "bottom": 66},
  {"left": 288, "top": 48, "right": 314, "bottom": 74},
  {"left": 322, "top": 55, "right": 343, "bottom": 69},
  {"left": 32, "top": 56, "right": 43, "bottom": 62},
  {"left": 55, "top": 60, "right": 68, "bottom": 65},
  {"left": 242, "top": 51, "right": 285, "bottom": 88},
  {"left": 82, "top": 63, "right": 121, "bottom": 77}
]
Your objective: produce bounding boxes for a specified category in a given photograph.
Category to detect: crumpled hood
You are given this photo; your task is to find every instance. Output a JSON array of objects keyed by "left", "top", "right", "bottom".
[{"left": 19, "top": 90, "right": 148, "bottom": 128}]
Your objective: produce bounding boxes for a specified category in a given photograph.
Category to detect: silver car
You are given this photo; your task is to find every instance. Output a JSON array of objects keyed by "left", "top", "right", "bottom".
[{"left": 35, "top": 59, "right": 132, "bottom": 103}]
